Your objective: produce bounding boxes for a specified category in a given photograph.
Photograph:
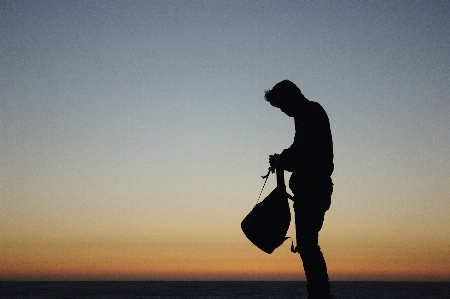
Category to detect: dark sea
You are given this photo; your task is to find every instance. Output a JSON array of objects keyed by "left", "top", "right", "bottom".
[{"left": 1, "top": 281, "right": 449, "bottom": 299}]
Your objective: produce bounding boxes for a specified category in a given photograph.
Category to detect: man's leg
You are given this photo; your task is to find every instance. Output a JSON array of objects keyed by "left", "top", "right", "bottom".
[{"left": 294, "top": 190, "right": 331, "bottom": 298}]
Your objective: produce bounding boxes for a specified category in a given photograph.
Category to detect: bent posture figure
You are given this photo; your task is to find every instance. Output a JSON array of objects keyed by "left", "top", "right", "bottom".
[{"left": 265, "top": 80, "right": 334, "bottom": 299}]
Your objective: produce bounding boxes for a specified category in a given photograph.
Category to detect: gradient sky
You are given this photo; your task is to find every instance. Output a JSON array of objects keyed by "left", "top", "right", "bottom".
[{"left": 1, "top": 1, "right": 449, "bottom": 281}]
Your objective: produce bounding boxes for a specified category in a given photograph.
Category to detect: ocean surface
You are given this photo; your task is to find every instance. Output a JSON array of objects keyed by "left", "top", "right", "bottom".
[{"left": 1, "top": 281, "right": 449, "bottom": 299}]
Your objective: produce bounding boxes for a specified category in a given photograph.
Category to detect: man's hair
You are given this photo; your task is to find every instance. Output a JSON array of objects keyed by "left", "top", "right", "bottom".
[{"left": 264, "top": 80, "right": 304, "bottom": 107}]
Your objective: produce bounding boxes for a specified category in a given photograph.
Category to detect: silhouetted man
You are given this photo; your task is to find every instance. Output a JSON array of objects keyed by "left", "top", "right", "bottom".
[{"left": 265, "top": 80, "right": 334, "bottom": 299}]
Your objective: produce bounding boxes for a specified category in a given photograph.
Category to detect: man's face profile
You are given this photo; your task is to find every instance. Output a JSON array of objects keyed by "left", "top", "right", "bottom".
[{"left": 276, "top": 97, "right": 295, "bottom": 117}]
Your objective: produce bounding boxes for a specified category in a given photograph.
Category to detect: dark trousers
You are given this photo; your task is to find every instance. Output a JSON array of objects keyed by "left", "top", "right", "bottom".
[{"left": 292, "top": 177, "right": 332, "bottom": 296}]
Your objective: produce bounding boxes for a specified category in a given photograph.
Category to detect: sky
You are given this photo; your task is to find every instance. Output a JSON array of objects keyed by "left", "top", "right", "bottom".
[{"left": 1, "top": 0, "right": 449, "bottom": 281}]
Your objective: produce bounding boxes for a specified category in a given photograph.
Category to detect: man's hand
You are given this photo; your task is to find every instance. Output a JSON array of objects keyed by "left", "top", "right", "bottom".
[{"left": 269, "top": 153, "right": 281, "bottom": 172}]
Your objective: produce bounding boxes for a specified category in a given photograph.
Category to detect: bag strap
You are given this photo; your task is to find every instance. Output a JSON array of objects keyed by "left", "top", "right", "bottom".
[{"left": 256, "top": 168, "right": 271, "bottom": 204}]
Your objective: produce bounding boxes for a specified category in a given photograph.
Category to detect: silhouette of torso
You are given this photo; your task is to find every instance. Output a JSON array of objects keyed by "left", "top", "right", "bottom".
[{"left": 279, "top": 100, "right": 334, "bottom": 189}]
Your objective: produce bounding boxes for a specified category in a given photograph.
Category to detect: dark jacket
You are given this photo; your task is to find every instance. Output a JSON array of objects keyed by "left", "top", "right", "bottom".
[{"left": 278, "top": 100, "right": 334, "bottom": 191}]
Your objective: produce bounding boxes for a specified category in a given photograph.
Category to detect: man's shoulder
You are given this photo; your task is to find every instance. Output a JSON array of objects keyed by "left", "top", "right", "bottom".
[
  {"left": 308, "top": 100, "right": 324, "bottom": 110},
  {"left": 305, "top": 100, "right": 328, "bottom": 118}
]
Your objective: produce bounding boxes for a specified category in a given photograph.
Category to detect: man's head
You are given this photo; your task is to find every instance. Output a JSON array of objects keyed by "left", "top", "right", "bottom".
[{"left": 264, "top": 80, "right": 306, "bottom": 117}]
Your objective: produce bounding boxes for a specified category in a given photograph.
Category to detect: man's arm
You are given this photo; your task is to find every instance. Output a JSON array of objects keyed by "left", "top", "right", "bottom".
[
  {"left": 269, "top": 133, "right": 307, "bottom": 173},
  {"left": 278, "top": 138, "right": 302, "bottom": 173}
]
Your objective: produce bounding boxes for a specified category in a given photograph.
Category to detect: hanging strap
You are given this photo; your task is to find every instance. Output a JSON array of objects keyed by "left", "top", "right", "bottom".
[{"left": 256, "top": 168, "right": 272, "bottom": 204}]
